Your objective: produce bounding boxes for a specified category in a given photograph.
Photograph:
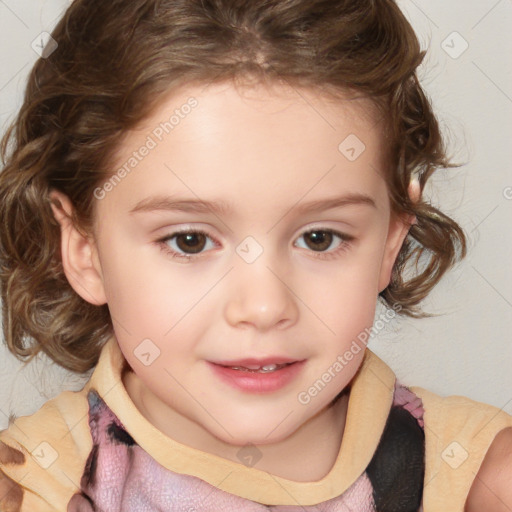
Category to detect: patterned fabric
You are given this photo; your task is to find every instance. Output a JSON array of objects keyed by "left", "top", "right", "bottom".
[{"left": 65, "top": 381, "right": 425, "bottom": 512}]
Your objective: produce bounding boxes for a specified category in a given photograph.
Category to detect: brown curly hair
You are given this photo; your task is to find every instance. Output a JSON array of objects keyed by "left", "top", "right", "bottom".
[{"left": 0, "top": 0, "right": 466, "bottom": 373}]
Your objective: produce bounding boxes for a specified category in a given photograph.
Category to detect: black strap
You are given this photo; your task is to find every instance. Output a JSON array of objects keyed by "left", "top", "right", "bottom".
[{"left": 366, "top": 406, "right": 425, "bottom": 512}]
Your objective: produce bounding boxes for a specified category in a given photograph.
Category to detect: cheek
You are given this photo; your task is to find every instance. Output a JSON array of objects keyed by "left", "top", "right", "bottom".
[
  {"left": 304, "top": 255, "right": 382, "bottom": 338},
  {"left": 95, "top": 237, "right": 168, "bottom": 331},
  {"left": 96, "top": 231, "right": 160, "bottom": 302},
  {"left": 317, "top": 250, "right": 382, "bottom": 299},
  {"left": 98, "top": 239, "right": 219, "bottom": 344}
]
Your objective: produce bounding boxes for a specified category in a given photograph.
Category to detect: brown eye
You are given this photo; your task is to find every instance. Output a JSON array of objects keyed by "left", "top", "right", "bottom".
[
  {"left": 158, "top": 229, "right": 217, "bottom": 260},
  {"left": 294, "top": 228, "right": 354, "bottom": 260},
  {"left": 174, "top": 232, "right": 207, "bottom": 254},
  {"left": 302, "top": 230, "right": 334, "bottom": 252}
]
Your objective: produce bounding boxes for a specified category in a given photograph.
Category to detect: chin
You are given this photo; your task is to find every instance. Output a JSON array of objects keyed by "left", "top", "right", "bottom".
[
  {"left": 213, "top": 420, "right": 300, "bottom": 448},
  {"left": 224, "top": 433, "right": 286, "bottom": 448}
]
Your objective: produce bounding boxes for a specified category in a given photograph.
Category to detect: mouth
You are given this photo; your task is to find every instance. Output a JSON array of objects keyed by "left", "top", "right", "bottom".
[
  {"left": 210, "top": 356, "right": 302, "bottom": 373},
  {"left": 217, "top": 362, "right": 295, "bottom": 373},
  {"left": 207, "top": 359, "right": 306, "bottom": 393}
]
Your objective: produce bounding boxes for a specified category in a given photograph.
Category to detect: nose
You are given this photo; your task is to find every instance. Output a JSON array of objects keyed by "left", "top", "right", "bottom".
[{"left": 224, "top": 254, "right": 299, "bottom": 332}]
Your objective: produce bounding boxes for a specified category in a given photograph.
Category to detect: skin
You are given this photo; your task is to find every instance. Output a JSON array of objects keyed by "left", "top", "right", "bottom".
[
  {"left": 50, "top": 81, "right": 416, "bottom": 482},
  {"left": 464, "top": 427, "right": 512, "bottom": 511}
]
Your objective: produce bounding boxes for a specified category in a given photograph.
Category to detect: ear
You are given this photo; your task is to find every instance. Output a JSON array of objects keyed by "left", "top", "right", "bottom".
[
  {"left": 49, "top": 189, "right": 107, "bottom": 305},
  {"left": 377, "top": 212, "right": 414, "bottom": 293},
  {"left": 377, "top": 179, "right": 420, "bottom": 293}
]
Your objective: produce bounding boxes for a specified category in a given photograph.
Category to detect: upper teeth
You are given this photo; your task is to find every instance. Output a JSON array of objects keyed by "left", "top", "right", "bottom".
[{"left": 230, "top": 363, "right": 281, "bottom": 372}]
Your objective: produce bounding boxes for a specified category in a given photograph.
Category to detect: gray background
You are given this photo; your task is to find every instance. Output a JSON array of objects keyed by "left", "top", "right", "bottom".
[{"left": 0, "top": 0, "right": 511, "bottom": 430}]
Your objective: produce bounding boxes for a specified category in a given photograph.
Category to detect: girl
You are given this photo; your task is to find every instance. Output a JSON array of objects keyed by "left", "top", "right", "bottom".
[{"left": 0, "top": 1, "right": 510, "bottom": 511}]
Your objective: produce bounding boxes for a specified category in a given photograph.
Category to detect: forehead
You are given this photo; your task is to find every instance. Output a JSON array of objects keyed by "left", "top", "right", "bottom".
[
  {"left": 158, "top": 79, "right": 381, "bottom": 136},
  {"left": 99, "top": 80, "right": 388, "bottom": 220},
  {"left": 118, "top": 79, "right": 382, "bottom": 154}
]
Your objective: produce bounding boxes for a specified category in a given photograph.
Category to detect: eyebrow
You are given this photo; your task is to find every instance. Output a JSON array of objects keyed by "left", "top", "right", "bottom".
[{"left": 129, "top": 192, "right": 376, "bottom": 216}]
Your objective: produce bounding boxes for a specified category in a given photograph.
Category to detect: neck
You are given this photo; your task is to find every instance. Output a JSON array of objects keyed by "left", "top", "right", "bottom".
[{"left": 123, "top": 369, "right": 350, "bottom": 482}]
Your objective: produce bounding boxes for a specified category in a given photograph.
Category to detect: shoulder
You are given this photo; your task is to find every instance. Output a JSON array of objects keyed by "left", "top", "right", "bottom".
[
  {"left": 410, "top": 387, "right": 512, "bottom": 509},
  {"left": 0, "top": 387, "right": 94, "bottom": 511},
  {"left": 465, "top": 427, "right": 512, "bottom": 511},
  {"left": 411, "top": 386, "right": 512, "bottom": 433}
]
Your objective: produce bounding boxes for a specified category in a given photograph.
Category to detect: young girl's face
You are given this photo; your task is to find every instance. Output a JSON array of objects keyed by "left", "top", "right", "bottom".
[{"left": 65, "top": 81, "right": 410, "bottom": 448}]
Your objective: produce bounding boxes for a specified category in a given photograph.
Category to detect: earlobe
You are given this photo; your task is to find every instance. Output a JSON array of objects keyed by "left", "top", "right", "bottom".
[
  {"left": 377, "top": 212, "right": 414, "bottom": 293},
  {"left": 49, "top": 190, "right": 107, "bottom": 306}
]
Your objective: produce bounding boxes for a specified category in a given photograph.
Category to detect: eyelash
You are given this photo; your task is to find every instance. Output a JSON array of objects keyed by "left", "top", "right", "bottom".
[{"left": 156, "top": 227, "right": 355, "bottom": 262}]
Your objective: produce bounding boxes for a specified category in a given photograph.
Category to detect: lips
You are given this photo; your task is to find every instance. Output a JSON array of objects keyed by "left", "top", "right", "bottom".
[{"left": 207, "top": 359, "right": 306, "bottom": 393}]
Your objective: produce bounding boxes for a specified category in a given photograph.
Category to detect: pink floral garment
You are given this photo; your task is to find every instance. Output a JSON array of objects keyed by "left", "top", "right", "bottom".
[{"left": 67, "top": 383, "right": 424, "bottom": 512}]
